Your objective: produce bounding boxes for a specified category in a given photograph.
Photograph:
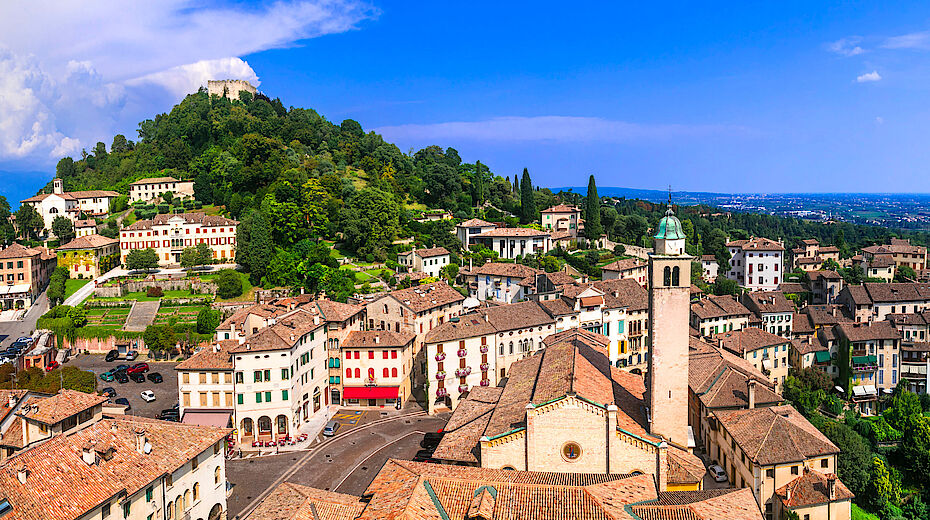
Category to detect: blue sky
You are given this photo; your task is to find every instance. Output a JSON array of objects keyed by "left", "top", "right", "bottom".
[{"left": 4, "top": 1, "right": 930, "bottom": 206}]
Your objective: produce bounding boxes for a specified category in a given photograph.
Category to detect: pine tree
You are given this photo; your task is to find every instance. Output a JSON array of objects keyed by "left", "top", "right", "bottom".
[
  {"left": 520, "top": 168, "right": 536, "bottom": 224},
  {"left": 585, "top": 175, "right": 603, "bottom": 240}
]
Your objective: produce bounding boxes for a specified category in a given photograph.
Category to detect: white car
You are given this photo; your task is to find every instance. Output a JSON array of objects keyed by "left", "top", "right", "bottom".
[
  {"left": 140, "top": 390, "right": 156, "bottom": 402},
  {"left": 707, "top": 464, "right": 728, "bottom": 483}
]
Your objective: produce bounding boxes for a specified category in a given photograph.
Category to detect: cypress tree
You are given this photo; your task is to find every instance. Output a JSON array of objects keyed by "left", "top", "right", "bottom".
[
  {"left": 248, "top": 210, "right": 274, "bottom": 285},
  {"left": 520, "top": 168, "right": 536, "bottom": 224},
  {"left": 513, "top": 174, "right": 520, "bottom": 194},
  {"left": 474, "top": 160, "right": 484, "bottom": 206},
  {"left": 585, "top": 175, "right": 603, "bottom": 240}
]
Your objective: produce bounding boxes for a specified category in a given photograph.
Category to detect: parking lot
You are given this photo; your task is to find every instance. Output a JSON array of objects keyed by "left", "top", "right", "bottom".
[{"left": 65, "top": 354, "right": 178, "bottom": 419}]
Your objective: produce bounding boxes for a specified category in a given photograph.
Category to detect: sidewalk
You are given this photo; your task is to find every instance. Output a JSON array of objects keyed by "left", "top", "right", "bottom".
[{"left": 240, "top": 405, "right": 338, "bottom": 456}]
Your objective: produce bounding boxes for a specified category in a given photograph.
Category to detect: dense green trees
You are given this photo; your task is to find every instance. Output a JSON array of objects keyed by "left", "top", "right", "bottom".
[
  {"left": 215, "top": 269, "right": 243, "bottom": 299},
  {"left": 45, "top": 267, "right": 70, "bottom": 306},
  {"left": 584, "top": 175, "right": 602, "bottom": 239},
  {"left": 0, "top": 197, "right": 15, "bottom": 246},
  {"left": 196, "top": 308, "right": 221, "bottom": 334},
  {"left": 341, "top": 188, "right": 400, "bottom": 260},
  {"left": 51, "top": 216, "right": 75, "bottom": 244},
  {"left": 181, "top": 242, "right": 213, "bottom": 269},
  {"left": 125, "top": 248, "right": 159, "bottom": 271},
  {"left": 15, "top": 204, "right": 43, "bottom": 240}
]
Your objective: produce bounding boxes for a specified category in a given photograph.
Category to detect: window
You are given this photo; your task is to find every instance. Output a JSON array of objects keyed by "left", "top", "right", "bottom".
[
  {"left": 182, "top": 373, "right": 190, "bottom": 384},
  {"left": 281, "top": 368, "right": 288, "bottom": 380},
  {"left": 766, "top": 468, "right": 775, "bottom": 478},
  {"left": 369, "top": 350, "right": 374, "bottom": 359},
  {"left": 122, "top": 501, "right": 131, "bottom": 518},
  {"left": 256, "top": 392, "right": 263, "bottom": 403},
  {"left": 237, "top": 394, "right": 244, "bottom": 404},
  {"left": 355, "top": 368, "right": 360, "bottom": 378},
  {"left": 383, "top": 367, "right": 389, "bottom": 377},
  {"left": 282, "top": 390, "right": 289, "bottom": 400},
  {"left": 791, "top": 465, "right": 799, "bottom": 475},
  {"left": 102, "top": 503, "right": 111, "bottom": 518},
  {"left": 821, "top": 458, "right": 828, "bottom": 468},
  {"left": 383, "top": 350, "right": 389, "bottom": 359},
  {"left": 254, "top": 370, "right": 262, "bottom": 382},
  {"left": 264, "top": 369, "right": 271, "bottom": 380},
  {"left": 146, "top": 486, "right": 153, "bottom": 502},
  {"left": 265, "top": 391, "right": 271, "bottom": 402},
  {"left": 199, "top": 372, "right": 207, "bottom": 384},
  {"left": 193, "top": 482, "right": 200, "bottom": 501},
  {"left": 215, "top": 466, "right": 222, "bottom": 485},
  {"left": 392, "top": 368, "right": 398, "bottom": 377},
  {"left": 235, "top": 371, "right": 243, "bottom": 383}
]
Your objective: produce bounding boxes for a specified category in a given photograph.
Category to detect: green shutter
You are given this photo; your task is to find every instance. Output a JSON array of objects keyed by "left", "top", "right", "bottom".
[
  {"left": 265, "top": 391, "right": 271, "bottom": 402},
  {"left": 282, "top": 390, "right": 289, "bottom": 400},
  {"left": 256, "top": 393, "right": 262, "bottom": 403},
  {"left": 264, "top": 369, "right": 271, "bottom": 380},
  {"left": 281, "top": 368, "right": 288, "bottom": 380},
  {"left": 146, "top": 487, "right": 153, "bottom": 502},
  {"left": 237, "top": 394, "right": 244, "bottom": 405}
]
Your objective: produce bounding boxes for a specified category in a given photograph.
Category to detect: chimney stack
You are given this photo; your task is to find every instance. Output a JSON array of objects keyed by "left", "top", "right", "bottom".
[
  {"left": 16, "top": 466, "right": 28, "bottom": 484},
  {"left": 8, "top": 394, "right": 16, "bottom": 408},
  {"left": 135, "top": 429, "right": 148, "bottom": 454},
  {"left": 82, "top": 443, "right": 96, "bottom": 465},
  {"left": 827, "top": 475, "right": 837, "bottom": 500},
  {"left": 747, "top": 379, "right": 757, "bottom": 409}
]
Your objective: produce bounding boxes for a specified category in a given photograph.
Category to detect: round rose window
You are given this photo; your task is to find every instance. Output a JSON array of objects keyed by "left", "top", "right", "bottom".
[{"left": 562, "top": 442, "right": 582, "bottom": 461}]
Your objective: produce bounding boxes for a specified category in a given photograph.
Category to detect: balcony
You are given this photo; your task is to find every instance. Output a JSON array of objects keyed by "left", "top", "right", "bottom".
[
  {"left": 479, "top": 345, "right": 489, "bottom": 354},
  {"left": 480, "top": 379, "right": 490, "bottom": 386},
  {"left": 434, "top": 352, "right": 446, "bottom": 362},
  {"left": 457, "top": 349, "right": 468, "bottom": 358},
  {"left": 458, "top": 384, "right": 469, "bottom": 394},
  {"left": 479, "top": 363, "right": 490, "bottom": 372},
  {"left": 435, "top": 371, "right": 446, "bottom": 380},
  {"left": 436, "top": 387, "right": 448, "bottom": 397},
  {"left": 455, "top": 367, "right": 472, "bottom": 378}
]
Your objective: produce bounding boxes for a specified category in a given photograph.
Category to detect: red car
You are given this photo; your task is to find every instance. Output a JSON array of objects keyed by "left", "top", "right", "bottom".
[
  {"left": 127, "top": 363, "right": 149, "bottom": 375},
  {"left": 45, "top": 361, "right": 60, "bottom": 371}
]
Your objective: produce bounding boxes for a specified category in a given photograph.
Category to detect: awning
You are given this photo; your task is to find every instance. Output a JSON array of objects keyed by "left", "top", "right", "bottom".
[
  {"left": 852, "top": 355, "right": 877, "bottom": 365},
  {"left": 762, "top": 359, "right": 773, "bottom": 370},
  {"left": 852, "top": 385, "right": 878, "bottom": 398},
  {"left": 814, "top": 351, "right": 832, "bottom": 363},
  {"left": 343, "top": 386, "right": 399, "bottom": 400},
  {"left": 181, "top": 410, "right": 232, "bottom": 428},
  {"left": 0, "top": 284, "right": 30, "bottom": 296}
]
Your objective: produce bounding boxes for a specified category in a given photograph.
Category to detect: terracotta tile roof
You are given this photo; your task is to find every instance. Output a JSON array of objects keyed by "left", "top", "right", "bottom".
[
  {"left": 539, "top": 297, "right": 575, "bottom": 316},
  {"left": 129, "top": 176, "right": 180, "bottom": 185},
  {"left": 869, "top": 255, "right": 896, "bottom": 268},
  {"left": 636, "top": 488, "right": 763, "bottom": 520},
  {"left": 73, "top": 219, "right": 96, "bottom": 228},
  {"left": 382, "top": 281, "right": 464, "bottom": 314},
  {"left": 863, "top": 239, "right": 926, "bottom": 255},
  {"left": 232, "top": 308, "right": 324, "bottom": 353},
  {"left": 808, "top": 270, "right": 843, "bottom": 281},
  {"left": 797, "top": 257, "right": 822, "bottom": 265},
  {"left": 836, "top": 321, "right": 901, "bottom": 342},
  {"left": 791, "top": 338, "right": 827, "bottom": 356},
  {"left": 406, "top": 247, "right": 449, "bottom": 258},
  {"left": 433, "top": 386, "right": 502, "bottom": 463},
  {"left": 424, "top": 313, "right": 498, "bottom": 343},
  {"left": 124, "top": 212, "right": 238, "bottom": 230},
  {"left": 218, "top": 304, "right": 289, "bottom": 330},
  {"left": 66, "top": 190, "right": 120, "bottom": 199},
  {"left": 0, "top": 417, "right": 24, "bottom": 449},
  {"left": 343, "top": 330, "right": 415, "bottom": 348},
  {"left": 175, "top": 340, "right": 238, "bottom": 370},
  {"left": 775, "top": 470, "right": 854, "bottom": 508},
  {"left": 550, "top": 230, "right": 572, "bottom": 241},
  {"left": 743, "top": 291, "right": 794, "bottom": 314},
  {"left": 17, "top": 390, "right": 107, "bottom": 425},
  {"left": 715, "top": 327, "right": 789, "bottom": 355},
  {"left": 56, "top": 234, "right": 118, "bottom": 251},
  {"left": 0, "top": 416, "right": 228, "bottom": 520},
  {"left": 561, "top": 278, "right": 649, "bottom": 312},
  {"left": 689, "top": 338, "right": 781, "bottom": 410},
  {"left": 541, "top": 204, "right": 581, "bottom": 213},
  {"left": 476, "top": 227, "right": 550, "bottom": 238},
  {"left": 886, "top": 310, "right": 930, "bottom": 327},
  {"left": 667, "top": 447, "right": 706, "bottom": 485},
  {"left": 779, "top": 282, "right": 807, "bottom": 294},
  {"left": 482, "top": 300, "right": 556, "bottom": 331},
  {"left": 700, "top": 255, "right": 717, "bottom": 262},
  {"left": 800, "top": 239, "right": 820, "bottom": 246},
  {"left": 818, "top": 246, "right": 840, "bottom": 254},
  {"left": 0, "top": 244, "right": 43, "bottom": 260},
  {"left": 473, "top": 262, "right": 541, "bottom": 278},
  {"left": 601, "top": 258, "right": 647, "bottom": 272},
  {"left": 313, "top": 299, "right": 365, "bottom": 323},
  {"left": 250, "top": 482, "right": 366, "bottom": 520},
  {"left": 458, "top": 218, "right": 495, "bottom": 228},
  {"left": 713, "top": 405, "right": 838, "bottom": 466},
  {"left": 726, "top": 237, "right": 784, "bottom": 251},
  {"left": 691, "top": 295, "right": 752, "bottom": 320},
  {"left": 800, "top": 304, "right": 852, "bottom": 327},
  {"left": 849, "top": 282, "right": 930, "bottom": 304}
]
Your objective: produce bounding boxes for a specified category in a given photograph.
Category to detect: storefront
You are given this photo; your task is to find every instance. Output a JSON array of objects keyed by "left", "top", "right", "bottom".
[{"left": 342, "top": 386, "right": 400, "bottom": 407}]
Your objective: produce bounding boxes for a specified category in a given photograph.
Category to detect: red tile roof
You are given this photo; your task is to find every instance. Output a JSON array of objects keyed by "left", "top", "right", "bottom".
[
  {"left": 17, "top": 390, "right": 107, "bottom": 425},
  {"left": 56, "top": 234, "right": 118, "bottom": 251},
  {"left": 775, "top": 469, "right": 854, "bottom": 508},
  {"left": 714, "top": 405, "right": 838, "bottom": 466}
]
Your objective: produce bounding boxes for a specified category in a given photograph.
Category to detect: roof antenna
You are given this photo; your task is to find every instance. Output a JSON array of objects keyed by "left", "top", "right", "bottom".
[{"left": 667, "top": 185, "right": 672, "bottom": 206}]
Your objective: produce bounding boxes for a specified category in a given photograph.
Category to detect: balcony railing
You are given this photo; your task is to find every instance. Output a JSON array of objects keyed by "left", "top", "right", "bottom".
[
  {"left": 455, "top": 367, "right": 472, "bottom": 377},
  {"left": 435, "top": 371, "right": 446, "bottom": 380},
  {"left": 457, "top": 349, "right": 468, "bottom": 358},
  {"left": 434, "top": 352, "right": 446, "bottom": 362}
]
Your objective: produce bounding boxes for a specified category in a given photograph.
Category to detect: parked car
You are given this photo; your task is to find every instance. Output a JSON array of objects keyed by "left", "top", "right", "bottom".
[
  {"left": 113, "top": 364, "right": 130, "bottom": 373},
  {"left": 5, "top": 347, "right": 22, "bottom": 356},
  {"left": 115, "top": 371, "right": 129, "bottom": 384},
  {"left": 322, "top": 420, "right": 339, "bottom": 437},
  {"left": 421, "top": 432, "right": 444, "bottom": 450},
  {"left": 125, "top": 351, "right": 138, "bottom": 361},
  {"left": 707, "top": 464, "right": 728, "bottom": 483},
  {"left": 127, "top": 363, "right": 149, "bottom": 375},
  {"left": 45, "top": 361, "right": 60, "bottom": 371},
  {"left": 156, "top": 413, "right": 180, "bottom": 422},
  {"left": 10, "top": 340, "right": 29, "bottom": 349},
  {"left": 114, "top": 397, "right": 131, "bottom": 410},
  {"left": 129, "top": 372, "right": 146, "bottom": 383},
  {"left": 105, "top": 350, "right": 120, "bottom": 362},
  {"left": 140, "top": 390, "right": 156, "bottom": 402},
  {"left": 412, "top": 449, "right": 437, "bottom": 462},
  {"left": 99, "top": 371, "right": 115, "bottom": 382},
  {"left": 15, "top": 336, "right": 33, "bottom": 344},
  {"left": 100, "top": 387, "right": 117, "bottom": 398},
  {"left": 147, "top": 372, "right": 163, "bottom": 384},
  {"left": 159, "top": 408, "right": 180, "bottom": 417}
]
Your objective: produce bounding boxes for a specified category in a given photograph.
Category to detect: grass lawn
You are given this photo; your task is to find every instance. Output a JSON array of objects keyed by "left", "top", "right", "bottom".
[
  {"left": 122, "top": 210, "right": 137, "bottom": 226},
  {"left": 851, "top": 504, "right": 878, "bottom": 520},
  {"left": 352, "top": 270, "right": 373, "bottom": 283},
  {"left": 199, "top": 204, "right": 225, "bottom": 216},
  {"left": 90, "top": 289, "right": 201, "bottom": 302},
  {"left": 64, "top": 278, "right": 92, "bottom": 300}
]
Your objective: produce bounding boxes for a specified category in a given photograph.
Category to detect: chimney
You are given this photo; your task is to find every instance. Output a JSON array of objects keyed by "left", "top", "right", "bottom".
[
  {"left": 110, "top": 422, "right": 118, "bottom": 433},
  {"left": 16, "top": 465, "right": 27, "bottom": 484},
  {"left": 785, "top": 484, "right": 791, "bottom": 502},
  {"left": 135, "top": 429, "right": 148, "bottom": 454},
  {"left": 82, "top": 443, "right": 97, "bottom": 465},
  {"left": 374, "top": 335, "right": 380, "bottom": 344},
  {"left": 7, "top": 394, "right": 16, "bottom": 408},
  {"left": 827, "top": 475, "right": 837, "bottom": 500},
  {"left": 747, "top": 379, "right": 757, "bottom": 409}
]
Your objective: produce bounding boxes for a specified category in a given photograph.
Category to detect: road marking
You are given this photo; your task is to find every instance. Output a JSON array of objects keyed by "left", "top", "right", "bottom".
[
  {"left": 332, "top": 430, "right": 425, "bottom": 492},
  {"left": 235, "top": 411, "right": 428, "bottom": 519}
]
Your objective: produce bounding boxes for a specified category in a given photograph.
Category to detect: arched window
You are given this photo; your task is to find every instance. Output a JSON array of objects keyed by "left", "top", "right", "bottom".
[
  {"left": 392, "top": 367, "right": 398, "bottom": 377},
  {"left": 214, "top": 466, "right": 221, "bottom": 485},
  {"left": 354, "top": 368, "right": 360, "bottom": 378},
  {"left": 499, "top": 343, "right": 504, "bottom": 355},
  {"left": 672, "top": 266, "right": 680, "bottom": 286},
  {"left": 175, "top": 500, "right": 182, "bottom": 520},
  {"left": 509, "top": 341, "right": 514, "bottom": 354},
  {"left": 183, "top": 489, "right": 191, "bottom": 509},
  {"left": 663, "top": 266, "right": 671, "bottom": 286},
  {"left": 368, "top": 367, "right": 375, "bottom": 379},
  {"left": 167, "top": 501, "right": 174, "bottom": 520},
  {"left": 345, "top": 368, "right": 351, "bottom": 379},
  {"left": 383, "top": 367, "right": 389, "bottom": 378},
  {"left": 193, "top": 483, "right": 200, "bottom": 501}
]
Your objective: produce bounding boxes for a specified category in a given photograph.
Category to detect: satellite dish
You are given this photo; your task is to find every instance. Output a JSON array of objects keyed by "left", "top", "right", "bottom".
[{"left": 143, "top": 442, "right": 152, "bottom": 454}]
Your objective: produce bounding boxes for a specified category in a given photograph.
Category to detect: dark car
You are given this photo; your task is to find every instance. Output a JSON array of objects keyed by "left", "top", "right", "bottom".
[
  {"left": 129, "top": 372, "right": 146, "bottom": 383},
  {"left": 147, "top": 372, "right": 163, "bottom": 383},
  {"left": 115, "top": 371, "right": 129, "bottom": 384},
  {"left": 114, "top": 364, "right": 130, "bottom": 373},
  {"left": 156, "top": 412, "right": 180, "bottom": 422},
  {"left": 10, "top": 341, "right": 29, "bottom": 349},
  {"left": 100, "top": 387, "right": 117, "bottom": 398},
  {"left": 412, "top": 449, "right": 437, "bottom": 462},
  {"left": 159, "top": 408, "right": 180, "bottom": 417},
  {"left": 420, "top": 432, "right": 444, "bottom": 450},
  {"left": 125, "top": 350, "right": 138, "bottom": 361},
  {"left": 105, "top": 350, "right": 120, "bottom": 362},
  {"left": 114, "top": 397, "right": 131, "bottom": 410},
  {"left": 127, "top": 363, "right": 149, "bottom": 375}
]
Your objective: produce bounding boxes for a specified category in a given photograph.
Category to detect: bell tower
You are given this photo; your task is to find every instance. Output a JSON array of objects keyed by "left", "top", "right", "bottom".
[
  {"left": 53, "top": 177, "right": 64, "bottom": 195},
  {"left": 646, "top": 200, "right": 692, "bottom": 448}
]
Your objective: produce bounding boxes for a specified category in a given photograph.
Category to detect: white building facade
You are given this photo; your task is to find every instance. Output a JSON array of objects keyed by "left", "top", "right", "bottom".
[
  {"left": 726, "top": 237, "right": 785, "bottom": 291},
  {"left": 120, "top": 212, "right": 238, "bottom": 266}
]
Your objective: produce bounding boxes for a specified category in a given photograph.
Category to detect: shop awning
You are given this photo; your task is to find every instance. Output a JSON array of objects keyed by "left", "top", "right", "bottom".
[
  {"left": 762, "top": 359, "right": 773, "bottom": 370},
  {"left": 181, "top": 409, "right": 232, "bottom": 428},
  {"left": 852, "top": 355, "right": 877, "bottom": 365},
  {"left": 852, "top": 385, "right": 878, "bottom": 398},
  {"left": 814, "top": 351, "right": 832, "bottom": 363},
  {"left": 343, "top": 386, "right": 399, "bottom": 400}
]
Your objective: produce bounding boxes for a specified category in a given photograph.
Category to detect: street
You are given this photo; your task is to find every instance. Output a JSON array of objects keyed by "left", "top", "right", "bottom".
[
  {"left": 66, "top": 354, "right": 179, "bottom": 418},
  {"left": 0, "top": 291, "right": 49, "bottom": 350},
  {"left": 227, "top": 409, "right": 449, "bottom": 519}
]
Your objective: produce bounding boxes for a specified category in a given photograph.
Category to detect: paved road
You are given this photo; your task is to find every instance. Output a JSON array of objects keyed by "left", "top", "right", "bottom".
[
  {"left": 63, "top": 263, "right": 239, "bottom": 307},
  {"left": 228, "top": 410, "right": 448, "bottom": 519},
  {"left": 66, "top": 354, "right": 179, "bottom": 418},
  {"left": 0, "top": 291, "right": 49, "bottom": 350}
]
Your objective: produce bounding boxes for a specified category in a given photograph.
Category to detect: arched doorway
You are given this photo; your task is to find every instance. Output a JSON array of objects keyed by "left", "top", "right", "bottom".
[
  {"left": 257, "top": 416, "right": 272, "bottom": 439},
  {"left": 275, "top": 415, "right": 288, "bottom": 438},
  {"left": 313, "top": 387, "right": 321, "bottom": 412},
  {"left": 240, "top": 418, "right": 254, "bottom": 442},
  {"left": 208, "top": 504, "right": 223, "bottom": 520}
]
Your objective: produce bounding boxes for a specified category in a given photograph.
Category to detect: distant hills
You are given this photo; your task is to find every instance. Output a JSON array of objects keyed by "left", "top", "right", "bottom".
[{"left": 553, "top": 186, "right": 727, "bottom": 205}]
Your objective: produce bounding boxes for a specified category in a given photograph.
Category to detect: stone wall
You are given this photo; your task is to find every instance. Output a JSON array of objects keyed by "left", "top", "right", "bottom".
[
  {"left": 207, "top": 79, "right": 257, "bottom": 101},
  {"left": 94, "top": 278, "right": 217, "bottom": 298}
]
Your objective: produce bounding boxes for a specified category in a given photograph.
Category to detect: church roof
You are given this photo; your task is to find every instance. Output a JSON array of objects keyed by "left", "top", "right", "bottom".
[{"left": 654, "top": 208, "right": 687, "bottom": 240}]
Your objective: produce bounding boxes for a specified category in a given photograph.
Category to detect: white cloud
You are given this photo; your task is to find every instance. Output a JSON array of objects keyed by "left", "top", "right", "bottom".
[
  {"left": 0, "top": 1, "right": 376, "bottom": 163},
  {"left": 374, "top": 116, "right": 746, "bottom": 144},
  {"left": 881, "top": 31, "right": 930, "bottom": 50},
  {"left": 856, "top": 71, "right": 882, "bottom": 83},
  {"left": 827, "top": 37, "right": 865, "bottom": 56},
  {"left": 875, "top": 116, "right": 884, "bottom": 125}
]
